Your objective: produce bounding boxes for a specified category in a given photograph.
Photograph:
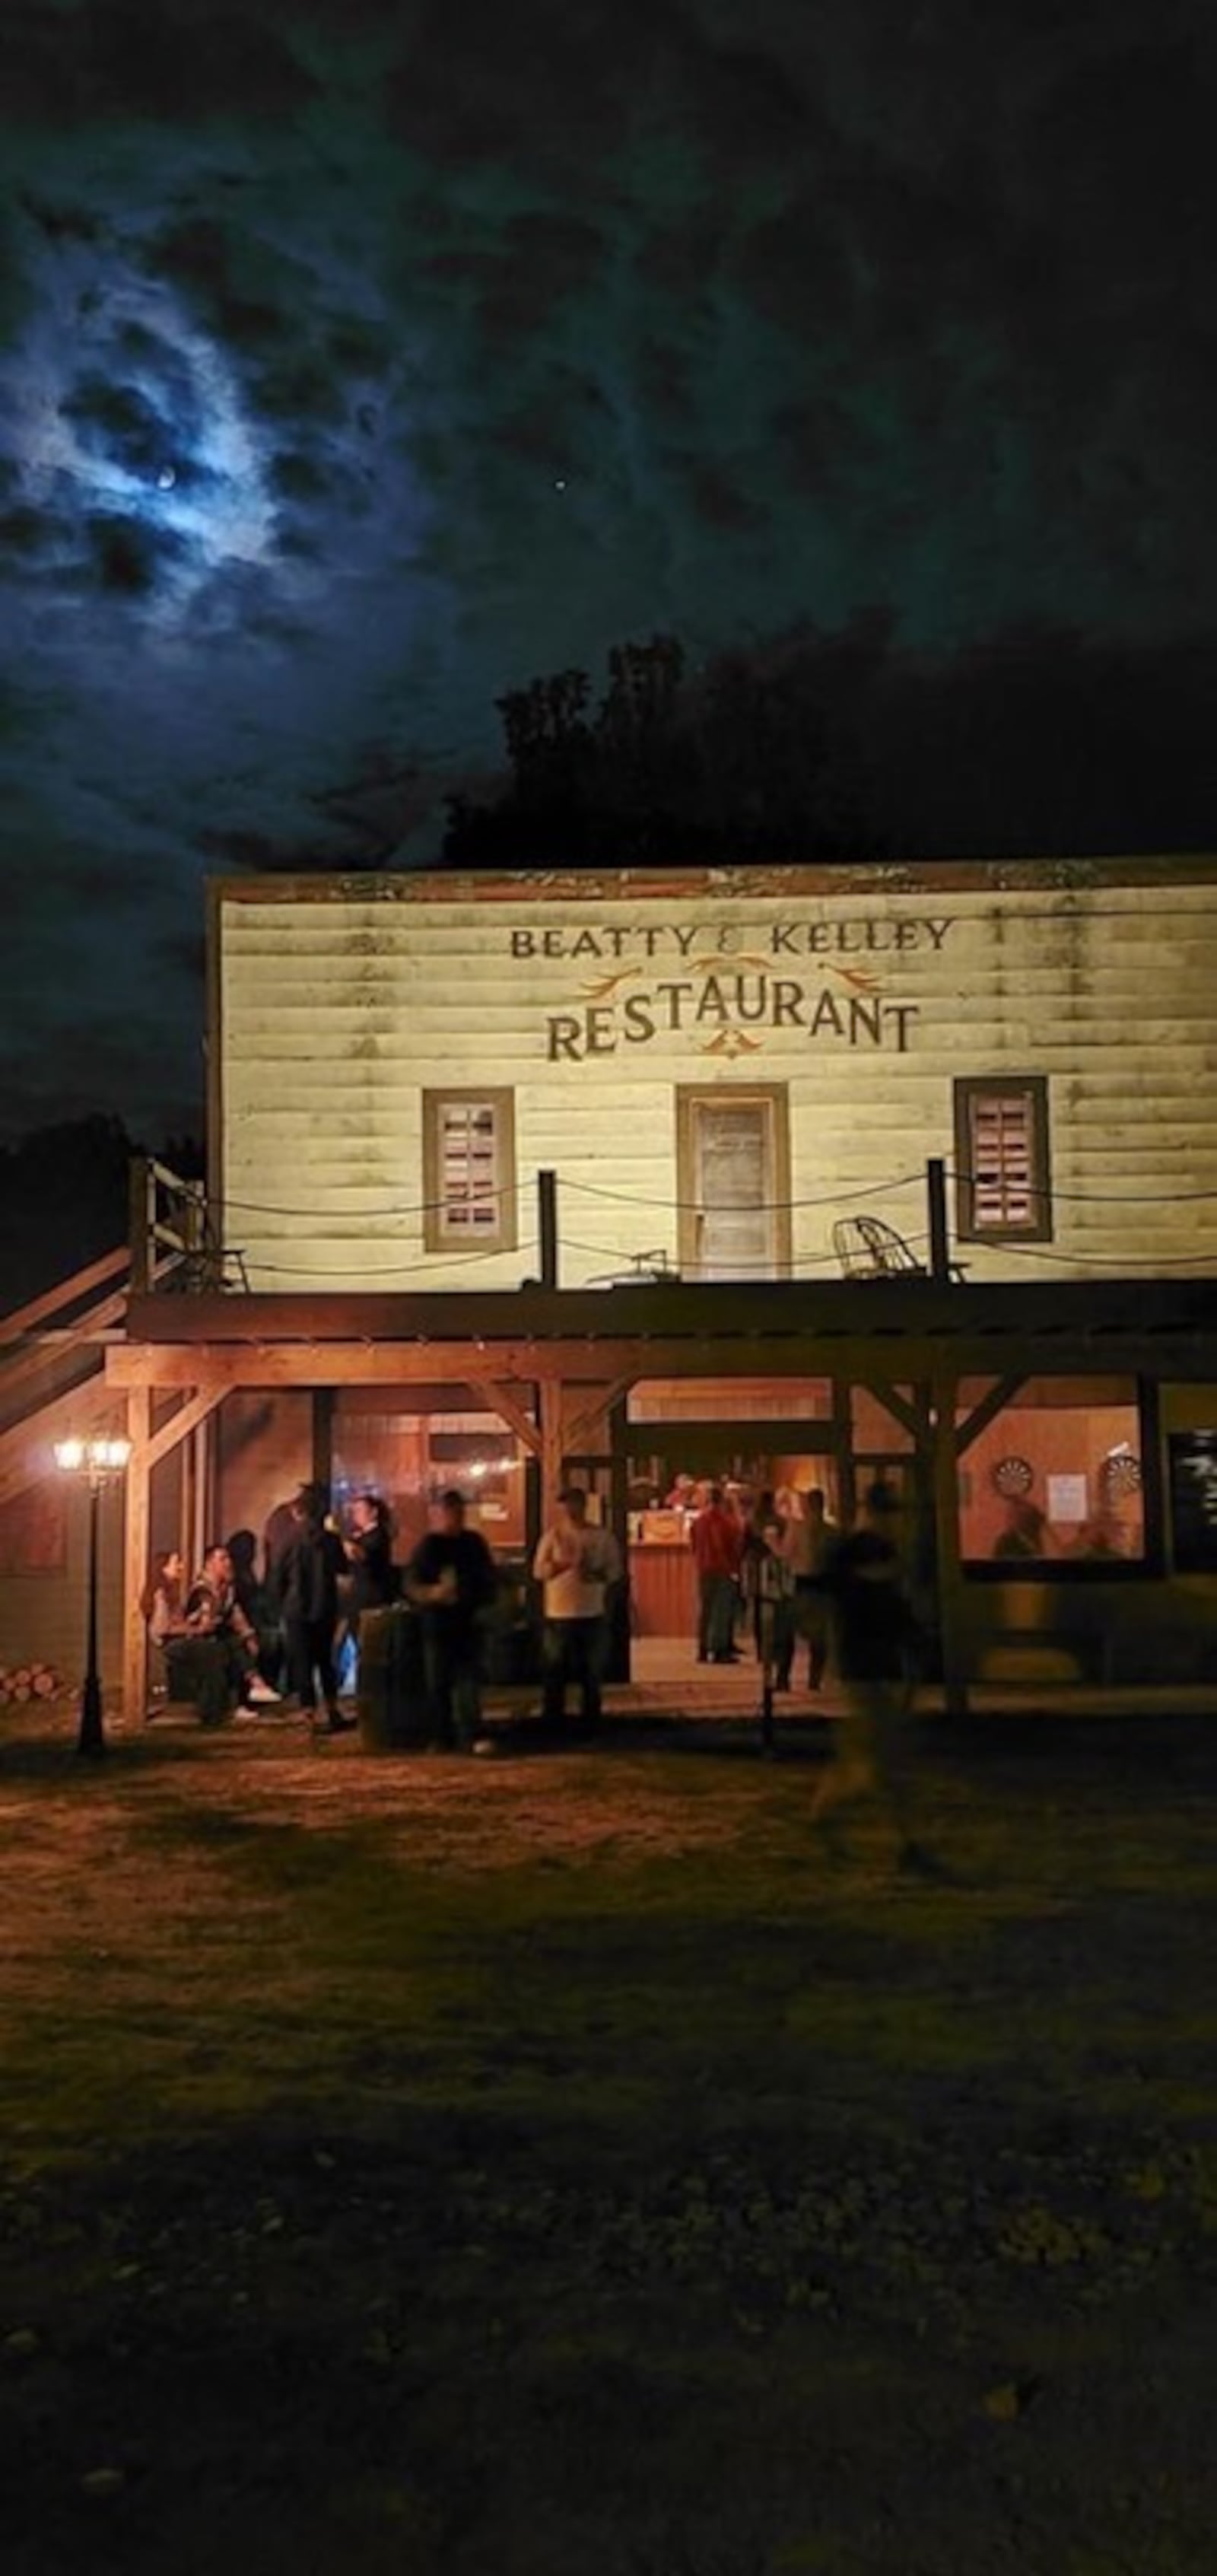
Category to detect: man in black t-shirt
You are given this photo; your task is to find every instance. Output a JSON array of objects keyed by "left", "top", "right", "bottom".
[
  {"left": 405, "top": 1490, "right": 497, "bottom": 1752},
  {"left": 273, "top": 1498, "right": 354, "bottom": 1734},
  {"left": 809, "top": 1482, "right": 933, "bottom": 1870}
]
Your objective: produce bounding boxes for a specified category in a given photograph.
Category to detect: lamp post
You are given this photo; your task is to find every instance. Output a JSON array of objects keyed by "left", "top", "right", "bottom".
[{"left": 53, "top": 1436, "right": 132, "bottom": 1757}]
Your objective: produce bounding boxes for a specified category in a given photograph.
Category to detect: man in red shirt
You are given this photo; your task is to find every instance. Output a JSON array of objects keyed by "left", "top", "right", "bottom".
[{"left": 689, "top": 1484, "right": 744, "bottom": 1662}]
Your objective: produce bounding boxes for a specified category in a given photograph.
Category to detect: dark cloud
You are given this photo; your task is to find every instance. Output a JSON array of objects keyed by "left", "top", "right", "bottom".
[{"left": 7, "top": 0, "right": 315, "bottom": 128}]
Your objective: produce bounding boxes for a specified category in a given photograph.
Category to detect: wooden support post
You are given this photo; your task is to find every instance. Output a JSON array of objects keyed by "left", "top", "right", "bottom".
[
  {"left": 312, "top": 1388, "right": 335, "bottom": 1501},
  {"left": 926, "top": 1156, "right": 951, "bottom": 1286},
  {"left": 538, "top": 1378, "right": 565, "bottom": 1525},
  {"left": 129, "top": 1155, "right": 151, "bottom": 1298},
  {"left": 929, "top": 1364, "right": 968, "bottom": 1718},
  {"left": 122, "top": 1386, "right": 152, "bottom": 1724},
  {"left": 538, "top": 1169, "right": 558, "bottom": 1290},
  {"left": 192, "top": 1420, "right": 210, "bottom": 1568}
]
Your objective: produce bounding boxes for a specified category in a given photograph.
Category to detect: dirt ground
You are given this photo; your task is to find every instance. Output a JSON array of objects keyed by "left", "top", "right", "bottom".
[{"left": 1, "top": 1702, "right": 1214, "bottom": 2576}]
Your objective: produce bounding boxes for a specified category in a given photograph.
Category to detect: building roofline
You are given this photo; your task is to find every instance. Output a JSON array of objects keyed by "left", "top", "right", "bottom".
[{"left": 207, "top": 857, "right": 1217, "bottom": 908}]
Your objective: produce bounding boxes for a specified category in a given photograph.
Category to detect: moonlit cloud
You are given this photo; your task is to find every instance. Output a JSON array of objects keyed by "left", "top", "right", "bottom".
[{"left": 3, "top": 0, "right": 1217, "bottom": 1134}]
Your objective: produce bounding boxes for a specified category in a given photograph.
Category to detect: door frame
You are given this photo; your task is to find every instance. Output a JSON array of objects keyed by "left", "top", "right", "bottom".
[{"left": 675, "top": 1084, "right": 793, "bottom": 1279}]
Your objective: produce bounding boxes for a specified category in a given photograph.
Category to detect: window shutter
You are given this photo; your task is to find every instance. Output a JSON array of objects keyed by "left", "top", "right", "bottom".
[{"left": 969, "top": 1090, "right": 1035, "bottom": 1229}]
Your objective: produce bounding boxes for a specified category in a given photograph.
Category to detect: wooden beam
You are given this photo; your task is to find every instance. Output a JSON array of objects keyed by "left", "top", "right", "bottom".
[
  {"left": 122, "top": 1389, "right": 152, "bottom": 1724},
  {"left": 564, "top": 1374, "right": 637, "bottom": 1458},
  {"left": 466, "top": 1379, "right": 542, "bottom": 1456},
  {"left": 0, "top": 1246, "right": 129, "bottom": 1345},
  {"left": 107, "top": 1331, "right": 1217, "bottom": 1395},
  {"left": 856, "top": 1377, "right": 928, "bottom": 1449},
  {"left": 0, "top": 1289, "right": 132, "bottom": 1404},
  {"left": 145, "top": 1385, "right": 226, "bottom": 1474},
  {"left": 954, "top": 1372, "right": 1027, "bottom": 1459}
]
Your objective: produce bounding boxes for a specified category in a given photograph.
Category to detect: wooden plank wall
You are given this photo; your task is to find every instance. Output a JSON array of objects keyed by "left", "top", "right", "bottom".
[{"left": 216, "top": 870, "right": 1217, "bottom": 1291}]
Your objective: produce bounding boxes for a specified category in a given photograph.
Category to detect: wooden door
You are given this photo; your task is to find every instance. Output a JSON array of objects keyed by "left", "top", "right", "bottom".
[
  {"left": 676, "top": 1086, "right": 791, "bottom": 1280},
  {"left": 692, "top": 1099, "right": 771, "bottom": 1277}
]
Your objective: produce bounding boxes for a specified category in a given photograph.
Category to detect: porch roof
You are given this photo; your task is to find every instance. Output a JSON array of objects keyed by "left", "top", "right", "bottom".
[{"left": 112, "top": 1275, "right": 1217, "bottom": 1390}]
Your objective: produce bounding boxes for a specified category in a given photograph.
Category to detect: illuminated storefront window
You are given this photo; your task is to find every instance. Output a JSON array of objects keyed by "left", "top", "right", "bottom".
[{"left": 958, "top": 1376, "right": 1145, "bottom": 1563}]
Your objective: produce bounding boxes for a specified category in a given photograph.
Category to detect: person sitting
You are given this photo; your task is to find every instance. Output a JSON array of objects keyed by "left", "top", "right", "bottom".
[
  {"left": 141, "top": 1548, "right": 188, "bottom": 1703},
  {"left": 174, "top": 1543, "right": 281, "bottom": 1724},
  {"left": 1069, "top": 1509, "right": 1124, "bottom": 1560},
  {"left": 993, "top": 1499, "right": 1050, "bottom": 1560}
]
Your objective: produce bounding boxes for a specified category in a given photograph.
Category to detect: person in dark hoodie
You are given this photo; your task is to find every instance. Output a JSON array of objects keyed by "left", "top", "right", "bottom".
[
  {"left": 274, "top": 1494, "right": 354, "bottom": 1734},
  {"left": 345, "top": 1492, "right": 398, "bottom": 1636}
]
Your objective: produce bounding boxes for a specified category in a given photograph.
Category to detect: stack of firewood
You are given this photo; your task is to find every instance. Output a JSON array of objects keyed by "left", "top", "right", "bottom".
[{"left": 0, "top": 1662, "right": 62, "bottom": 1703}]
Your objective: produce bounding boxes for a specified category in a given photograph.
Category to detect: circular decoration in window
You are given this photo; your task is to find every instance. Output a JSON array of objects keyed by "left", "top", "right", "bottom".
[
  {"left": 992, "top": 1455, "right": 1034, "bottom": 1499},
  {"left": 1101, "top": 1448, "right": 1142, "bottom": 1498}
]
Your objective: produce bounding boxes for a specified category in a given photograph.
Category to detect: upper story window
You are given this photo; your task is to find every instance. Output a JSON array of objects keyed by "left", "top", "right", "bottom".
[
  {"left": 423, "top": 1089, "right": 517, "bottom": 1255},
  {"left": 954, "top": 1077, "right": 1052, "bottom": 1242}
]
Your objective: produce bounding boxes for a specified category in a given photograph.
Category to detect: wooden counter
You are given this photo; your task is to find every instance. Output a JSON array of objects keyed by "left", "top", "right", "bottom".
[{"left": 629, "top": 1542, "right": 697, "bottom": 1638}]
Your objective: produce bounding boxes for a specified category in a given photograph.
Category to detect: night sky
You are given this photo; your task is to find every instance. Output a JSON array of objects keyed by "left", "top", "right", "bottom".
[{"left": 4, "top": 0, "right": 1217, "bottom": 1138}]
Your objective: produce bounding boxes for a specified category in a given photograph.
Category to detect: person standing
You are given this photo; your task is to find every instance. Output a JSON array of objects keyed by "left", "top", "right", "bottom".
[
  {"left": 809, "top": 1482, "right": 930, "bottom": 1871},
  {"left": 533, "top": 1487, "right": 621, "bottom": 1735},
  {"left": 274, "top": 1496, "right": 353, "bottom": 1734},
  {"left": 740, "top": 1491, "right": 793, "bottom": 1679},
  {"left": 345, "top": 1493, "right": 398, "bottom": 1635},
  {"left": 405, "top": 1490, "right": 497, "bottom": 1753},
  {"left": 781, "top": 1487, "right": 837, "bottom": 1690},
  {"left": 689, "top": 1483, "right": 744, "bottom": 1662}
]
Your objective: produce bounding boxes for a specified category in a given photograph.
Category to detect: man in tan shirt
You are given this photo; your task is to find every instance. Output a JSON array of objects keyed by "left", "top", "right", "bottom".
[{"left": 533, "top": 1488, "right": 622, "bottom": 1735}]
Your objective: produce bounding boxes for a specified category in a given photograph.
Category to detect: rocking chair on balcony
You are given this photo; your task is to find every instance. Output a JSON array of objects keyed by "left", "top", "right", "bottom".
[{"left": 833, "top": 1215, "right": 965, "bottom": 1281}]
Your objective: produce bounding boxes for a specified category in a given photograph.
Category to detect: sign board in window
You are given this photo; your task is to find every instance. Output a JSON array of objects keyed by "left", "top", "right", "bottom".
[{"left": 1168, "top": 1432, "right": 1217, "bottom": 1572}]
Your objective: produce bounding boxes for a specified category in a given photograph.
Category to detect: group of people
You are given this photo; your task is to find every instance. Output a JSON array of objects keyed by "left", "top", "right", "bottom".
[
  {"left": 141, "top": 1470, "right": 929, "bottom": 1863},
  {"left": 143, "top": 1477, "right": 627, "bottom": 1751},
  {"left": 143, "top": 1484, "right": 399, "bottom": 1735},
  {"left": 689, "top": 1481, "right": 839, "bottom": 1690}
]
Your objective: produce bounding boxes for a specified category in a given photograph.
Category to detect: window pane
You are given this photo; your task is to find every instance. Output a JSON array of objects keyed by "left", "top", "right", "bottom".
[
  {"left": 958, "top": 1377, "right": 1145, "bottom": 1562},
  {"left": 438, "top": 1099, "right": 499, "bottom": 1233}
]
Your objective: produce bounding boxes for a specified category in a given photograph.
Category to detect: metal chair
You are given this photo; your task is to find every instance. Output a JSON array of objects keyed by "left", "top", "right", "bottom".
[
  {"left": 832, "top": 1216, "right": 928, "bottom": 1280},
  {"left": 833, "top": 1216, "right": 967, "bottom": 1282}
]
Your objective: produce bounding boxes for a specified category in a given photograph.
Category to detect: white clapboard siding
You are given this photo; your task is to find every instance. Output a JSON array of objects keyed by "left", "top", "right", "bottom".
[{"left": 214, "top": 868, "right": 1217, "bottom": 1288}]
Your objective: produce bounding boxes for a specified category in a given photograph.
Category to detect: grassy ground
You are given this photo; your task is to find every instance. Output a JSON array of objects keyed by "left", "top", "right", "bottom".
[{"left": 0, "top": 1704, "right": 1214, "bottom": 2575}]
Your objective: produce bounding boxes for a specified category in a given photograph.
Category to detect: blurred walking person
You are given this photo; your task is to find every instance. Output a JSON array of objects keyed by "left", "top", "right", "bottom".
[
  {"left": 405, "top": 1490, "right": 497, "bottom": 1754},
  {"left": 781, "top": 1487, "right": 837, "bottom": 1690},
  {"left": 810, "top": 1482, "right": 934, "bottom": 1872}
]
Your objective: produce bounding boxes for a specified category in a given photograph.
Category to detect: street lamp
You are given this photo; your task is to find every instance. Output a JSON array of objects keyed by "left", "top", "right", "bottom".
[{"left": 53, "top": 1435, "right": 132, "bottom": 1757}]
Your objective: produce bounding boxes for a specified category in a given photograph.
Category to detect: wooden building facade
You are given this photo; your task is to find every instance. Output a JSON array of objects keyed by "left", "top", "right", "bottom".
[{"left": 5, "top": 860, "right": 1217, "bottom": 1714}]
